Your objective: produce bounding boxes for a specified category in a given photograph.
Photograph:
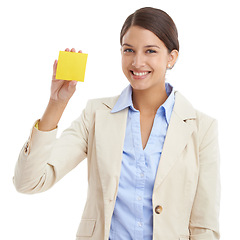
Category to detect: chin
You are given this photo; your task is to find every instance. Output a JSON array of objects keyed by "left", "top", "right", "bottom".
[{"left": 129, "top": 81, "right": 152, "bottom": 91}]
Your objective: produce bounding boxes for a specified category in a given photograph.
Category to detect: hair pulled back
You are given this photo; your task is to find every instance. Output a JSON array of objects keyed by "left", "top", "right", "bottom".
[{"left": 120, "top": 7, "right": 179, "bottom": 53}]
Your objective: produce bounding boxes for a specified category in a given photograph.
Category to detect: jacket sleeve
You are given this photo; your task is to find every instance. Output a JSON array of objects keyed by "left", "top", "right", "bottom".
[
  {"left": 13, "top": 100, "right": 92, "bottom": 194},
  {"left": 189, "top": 119, "right": 221, "bottom": 240}
]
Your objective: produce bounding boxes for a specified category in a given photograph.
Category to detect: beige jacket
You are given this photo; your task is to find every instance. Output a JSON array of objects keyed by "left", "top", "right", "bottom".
[{"left": 13, "top": 91, "right": 220, "bottom": 240}]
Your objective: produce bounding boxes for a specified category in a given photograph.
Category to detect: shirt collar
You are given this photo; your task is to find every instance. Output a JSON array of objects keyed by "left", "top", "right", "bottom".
[
  {"left": 160, "top": 83, "right": 175, "bottom": 124},
  {"left": 111, "top": 84, "right": 133, "bottom": 113},
  {"left": 111, "top": 82, "right": 175, "bottom": 124}
]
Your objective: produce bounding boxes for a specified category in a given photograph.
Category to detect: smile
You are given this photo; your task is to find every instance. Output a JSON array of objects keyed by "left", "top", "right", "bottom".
[{"left": 130, "top": 70, "right": 151, "bottom": 76}]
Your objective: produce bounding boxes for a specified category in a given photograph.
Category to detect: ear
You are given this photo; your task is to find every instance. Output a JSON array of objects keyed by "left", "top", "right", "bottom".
[{"left": 168, "top": 49, "right": 179, "bottom": 68}]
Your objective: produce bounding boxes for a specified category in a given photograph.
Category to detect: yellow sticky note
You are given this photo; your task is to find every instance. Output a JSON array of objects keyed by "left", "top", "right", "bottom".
[{"left": 56, "top": 51, "right": 88, "bottom": 82}]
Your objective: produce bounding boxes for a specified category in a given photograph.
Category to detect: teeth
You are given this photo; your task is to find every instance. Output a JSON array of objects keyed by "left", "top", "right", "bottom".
[{"left": 132, "top": 71, "right": 149, "bottom": 76}]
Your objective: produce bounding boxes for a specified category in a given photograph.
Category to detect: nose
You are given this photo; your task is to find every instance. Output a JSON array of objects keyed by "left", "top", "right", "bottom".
[{"left": 132, "top": 53, "right": 145, "bottom": 68}]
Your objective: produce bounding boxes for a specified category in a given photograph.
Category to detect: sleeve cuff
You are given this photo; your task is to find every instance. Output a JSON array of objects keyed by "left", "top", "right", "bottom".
[
  {"left": 34, "top": 119, "right": 58, "bottom": 131},
  {"left": 23, "top": 119, "right": 58, "bottom": 156}
]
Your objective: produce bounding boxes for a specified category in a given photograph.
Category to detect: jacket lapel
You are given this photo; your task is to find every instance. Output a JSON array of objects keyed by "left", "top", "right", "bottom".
[
  {"left": 153, "top": 91, "right": 197, "bottom": 192},
  {"left": 95, "top": 104, "right": 128, "bottom": 202}
]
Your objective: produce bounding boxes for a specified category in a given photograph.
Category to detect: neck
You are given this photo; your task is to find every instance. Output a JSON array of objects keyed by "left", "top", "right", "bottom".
[{"left": 132, "top": 83, "right": 168, "bottom": 115}]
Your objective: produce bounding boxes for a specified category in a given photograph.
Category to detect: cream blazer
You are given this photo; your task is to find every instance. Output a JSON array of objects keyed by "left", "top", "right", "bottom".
[{"left": 13, "top": 91, "right": 220, "bottom": 240}]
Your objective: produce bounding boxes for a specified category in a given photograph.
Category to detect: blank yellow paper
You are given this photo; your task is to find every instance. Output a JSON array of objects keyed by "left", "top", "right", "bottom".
[{"left": 56, "top": 51, "right": 88, "bottom": 82}]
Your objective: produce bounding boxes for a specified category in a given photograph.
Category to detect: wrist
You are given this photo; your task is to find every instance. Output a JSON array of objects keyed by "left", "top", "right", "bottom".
[
  {"left": 49, "top": 97, "right": 69, "bottom": 108},
  {"left": 38, "top": 99, "right": 68, "bottom": 131}
]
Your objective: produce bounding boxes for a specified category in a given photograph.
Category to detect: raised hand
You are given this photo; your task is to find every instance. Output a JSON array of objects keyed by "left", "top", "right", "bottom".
[
  {"left": 50, "top": 48, "right": 82, "bottom": 104},
  {"left": 38, "top": 48, "right": 82, "bottom": 131}
]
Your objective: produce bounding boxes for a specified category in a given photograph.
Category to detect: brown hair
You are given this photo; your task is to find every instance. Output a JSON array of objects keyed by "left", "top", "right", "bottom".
[{"left": 120, "top": 7, "right": 179, "bottom": 53}]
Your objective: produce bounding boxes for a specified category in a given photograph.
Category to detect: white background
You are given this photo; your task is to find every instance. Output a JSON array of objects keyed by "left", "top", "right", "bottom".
[{"left": 1, "top": 0, "right": 239, "bottom": 239}]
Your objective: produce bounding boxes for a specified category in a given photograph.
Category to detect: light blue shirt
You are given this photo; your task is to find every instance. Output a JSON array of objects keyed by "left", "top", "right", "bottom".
[{"left": 109, "top": 83, "right": 175, "bottom": 240}]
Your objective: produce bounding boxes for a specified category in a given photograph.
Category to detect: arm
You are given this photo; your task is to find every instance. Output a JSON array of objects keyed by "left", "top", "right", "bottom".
[
  {"left": 13, "top": 102, "right": 91, "bottom": 194},
  {"left": 13, "top": 48, "right": 89, "bottom": 193},
  {"left": 189, "top": 119, "right": 221, "bottom": 239}
]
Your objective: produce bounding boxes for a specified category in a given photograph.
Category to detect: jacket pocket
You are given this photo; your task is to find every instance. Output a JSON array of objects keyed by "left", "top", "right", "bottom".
[{"left": 76, "top": 219, "right": 96, "bottom": 237}]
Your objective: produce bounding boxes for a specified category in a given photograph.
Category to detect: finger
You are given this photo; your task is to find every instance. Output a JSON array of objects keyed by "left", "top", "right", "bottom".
[
  {"left": 52, "top": 60, "right": 58, "bottom": 78},
  {"left": 78, "top": 50, "right": 82, "bottom": 53},
  {"left": 68, "top": 80, "right": 77, "bottom": 91},
  {"left": 71, "top": 48, "right": 76, "bottom": 52},
  {"left": 70, "top": 80, "right": 77, "bottom": 86},
  {"left": 65, "top": 48, "right": 70, "bottom": 52}
]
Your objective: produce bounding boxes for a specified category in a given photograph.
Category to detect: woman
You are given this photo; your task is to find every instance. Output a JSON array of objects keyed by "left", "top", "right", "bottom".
[{"left": 13, "top": 7, "right": 220, "bottom": 240}]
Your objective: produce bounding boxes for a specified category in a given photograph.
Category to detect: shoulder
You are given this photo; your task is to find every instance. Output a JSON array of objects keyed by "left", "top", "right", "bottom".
[
  {"left": 84, "top": 95, "right": 120, "bottom": 117},
  {"left": 195, "top": 109, "right": 218, "bottom": 147},
  {"left": 174, "top": 91, "right": 216, "bottom": 121},
  {"left": 71, "top": 95, "right": 121, "bottom": 130},
  {"left": 174, "top": 91, "right": 218, "bottom": 138},
  {"left": 85, "top": 95, "right": 120, "bottom": 112}
]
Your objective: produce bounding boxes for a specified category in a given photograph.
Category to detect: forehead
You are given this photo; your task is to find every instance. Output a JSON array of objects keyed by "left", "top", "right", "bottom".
[{"left": 122, "top": 26, "right": 164, "bottom": 47}]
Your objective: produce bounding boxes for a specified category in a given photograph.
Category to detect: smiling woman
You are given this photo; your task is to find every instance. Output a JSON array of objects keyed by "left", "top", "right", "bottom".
[
  {"left": 13, "top": 6, "right": 220, "bottom": 240},
  {"left": 121, "top": 26, "right": 178, "bottom": 91}
]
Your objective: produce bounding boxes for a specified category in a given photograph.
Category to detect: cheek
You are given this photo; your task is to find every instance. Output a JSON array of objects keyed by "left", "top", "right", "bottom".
[
  {"left": 121, "top": 57, "right": 130, "bottom": 72},
  {"left": 151, "top": 57, "right": 167, "bottom": 72}
]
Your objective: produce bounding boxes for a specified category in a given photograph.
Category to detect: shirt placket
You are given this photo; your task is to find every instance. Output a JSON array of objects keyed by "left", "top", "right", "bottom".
[{"left": 131, "top": 110, "right": 147, "bottom": 240}]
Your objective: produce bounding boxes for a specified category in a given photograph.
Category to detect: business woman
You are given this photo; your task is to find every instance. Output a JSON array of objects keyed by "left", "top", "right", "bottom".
[{"left": 13, "top": 7, "right": 220, "bottom": 240}]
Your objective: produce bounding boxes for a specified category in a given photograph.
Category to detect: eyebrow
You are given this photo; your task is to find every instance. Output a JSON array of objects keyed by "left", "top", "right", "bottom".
[{"left": 122, "top": 43, "right": 160, "bottom": 49}]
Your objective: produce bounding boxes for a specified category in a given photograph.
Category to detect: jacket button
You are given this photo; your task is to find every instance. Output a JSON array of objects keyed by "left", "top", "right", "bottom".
[
  {"left": 24, "top": 142, "right": 29, "bottom": 154},
  {"left": 155, "top": 205, "right": 163, "bottom": 214}
]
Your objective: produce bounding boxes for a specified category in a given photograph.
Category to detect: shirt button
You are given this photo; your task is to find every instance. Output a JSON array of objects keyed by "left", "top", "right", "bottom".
[
  {"left": 137, "top": 196, "right": 142, "bottom": 201},
  {"left": 155, "top": 205, "right": 163, "bottom": 214},
  {"left": 137, "top": 222, "right": 143, "bottom": 227},
  {"left": 140, "top": 172, "right": 144, "bottom": 178}
]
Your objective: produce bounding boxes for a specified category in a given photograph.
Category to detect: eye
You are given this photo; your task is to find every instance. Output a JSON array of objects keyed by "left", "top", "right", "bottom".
[
  {"left": 123, "top": 48, "right": 134, "bottom": 53},
  {"left": 146, "top": 49, "right": 157, "bottom": 54}
]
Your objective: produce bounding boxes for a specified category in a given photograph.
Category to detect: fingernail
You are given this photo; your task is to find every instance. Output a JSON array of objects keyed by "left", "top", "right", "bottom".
[{"left": 72, "top": 81, "right": 77, "bottom": 85}]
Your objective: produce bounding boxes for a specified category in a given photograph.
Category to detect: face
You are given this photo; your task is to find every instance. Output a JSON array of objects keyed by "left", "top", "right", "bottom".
[{"left": 121, "top": 26, "right": 178, "bottom": 91}]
